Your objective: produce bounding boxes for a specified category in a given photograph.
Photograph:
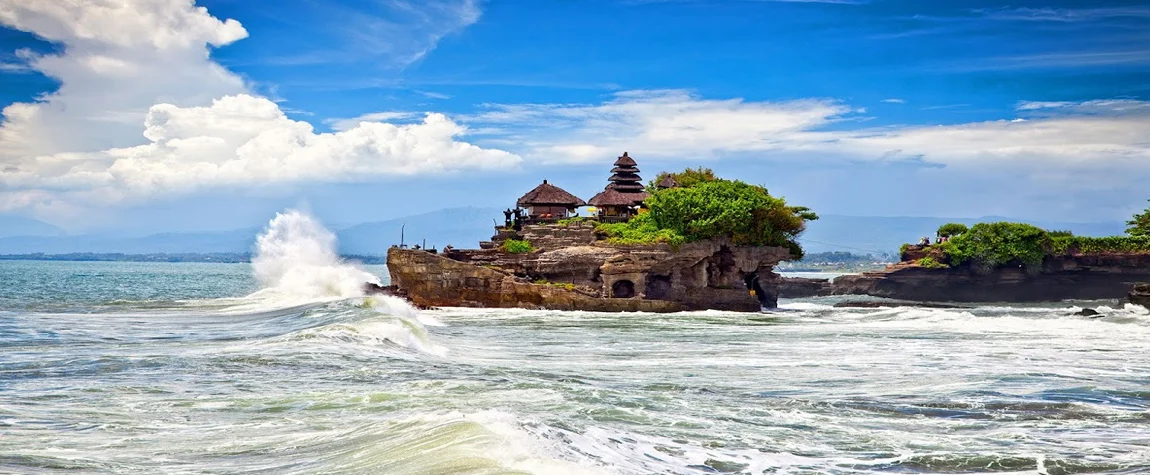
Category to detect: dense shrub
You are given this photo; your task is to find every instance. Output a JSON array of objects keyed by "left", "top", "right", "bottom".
[
  {"left": 649, "top": 167, "right": 718, "bottom": 191},
  {"left": 645, "top": 179, "right": 816, "bottom": 258},
  {"left": 936, "top": 223, "right": 969, "bottom": 238},
  {"left": 1050, "top": 235, "right": 1150, "bottom": 255},
  {"left": 917, "top": 256, "right": 948, "bottom": 268},
  {"left": 1128, "top": 200, "right": 1150, "bottom": 237},
  {"left": 598, "top": 175, "right": 817, "bottom": 258},
  {"left": 595, "top": 212, "right": 687, "bottom": 247},
  {"left": 500, "top": 239, "right": 535, "bottom": 254},
  {"left": 941, "top": 222, "right": 1051, "bottom": 271}
]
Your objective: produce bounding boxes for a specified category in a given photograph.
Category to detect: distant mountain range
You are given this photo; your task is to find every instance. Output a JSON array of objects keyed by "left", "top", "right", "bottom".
[
  {"left": 0, "top": 208, "right": 502, "bottom": 256},
  {"left": 0, "top": 216, "right": 64, "bottom": 238},
  {"left": 0, "top": 209, "right": 1128, "bottom": 258}
]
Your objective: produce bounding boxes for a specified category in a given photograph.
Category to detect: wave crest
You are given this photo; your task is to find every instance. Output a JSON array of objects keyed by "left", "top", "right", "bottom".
[{"left": 250, "top": 209, "right": 378, "bottom": 300}]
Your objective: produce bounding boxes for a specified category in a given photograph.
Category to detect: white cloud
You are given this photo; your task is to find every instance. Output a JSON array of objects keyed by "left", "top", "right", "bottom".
[
  {"left": 981, "top": 7, "right": 1150, "bottom": 22},
  {"left": 0, "top": 95, "right": 520, "bottom": 213},
  {"left": 262, "top": 0, "right": 482, "bottom": 68},
  {"left": 466, "top": 90, "right": 1150, "bottom": 198},
  {"left": 881, "top": 98, "right": 906, "bottom": 104},
  {"left": 325, "top": 112, "right": 420, "bottom": 132},
  {"left": 0, "top": 0, "right": 511, "bottom": 218},
  {"left": 467, "top": 90, "right": 857, "bottom": 163},
  {"left": 0, "top": 0, "right": 250, "bottom": 160}
]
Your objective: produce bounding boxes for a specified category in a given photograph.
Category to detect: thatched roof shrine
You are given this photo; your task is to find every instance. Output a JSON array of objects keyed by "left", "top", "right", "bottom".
[{"left": 517, "top": 180, "right": 586, "bottom": 207}]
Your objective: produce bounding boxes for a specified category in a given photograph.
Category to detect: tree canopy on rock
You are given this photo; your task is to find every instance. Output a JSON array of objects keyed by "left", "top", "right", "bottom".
[
  {"left": 1128, "top": 200, "right": 1150, "bottom": 237},
  {"left": 936, "top": 223, "right": 968, "bottom": 238},
  {"left": 599, "top": 169, "right": 818, "bottom": 258}
]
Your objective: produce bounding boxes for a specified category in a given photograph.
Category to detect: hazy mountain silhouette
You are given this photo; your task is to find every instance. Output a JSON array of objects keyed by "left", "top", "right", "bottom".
[
  {"left": 0, "top": 216, "right": 65, "bottom": 238},
  {"left": 0, "top": 209, "right": 1126, "bottom": 257}
]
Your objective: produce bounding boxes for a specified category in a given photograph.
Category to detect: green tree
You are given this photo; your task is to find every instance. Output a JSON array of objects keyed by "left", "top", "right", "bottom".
[
  {"left": 649, "top": 167, "right": 718, "bottom": 191},
  {"left": 942, "top": 222, "right": 1050, "bottom": 273},
  {"left": 936, "top": 223, "right": 968, "bottom": 238},
  {"left": 1127, "top": 200, "right": 1150, "bottom": 237},
  {"left": 646, "top": 179, "right": 816, "bottom": 257}
]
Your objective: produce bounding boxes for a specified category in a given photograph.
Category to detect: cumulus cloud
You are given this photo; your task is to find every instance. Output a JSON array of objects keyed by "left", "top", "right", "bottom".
[
  {"left": 0, "top": 0, "right": 514, "bottom": 218},
  {"left": 0, "top": 0, "right": 250, "bottom": 159},
  {"left": 325, "top": 112, "right": 420, "bottom": 132},
  {"left": 0, "top": 94, "right": 520, "bottom": 213}
]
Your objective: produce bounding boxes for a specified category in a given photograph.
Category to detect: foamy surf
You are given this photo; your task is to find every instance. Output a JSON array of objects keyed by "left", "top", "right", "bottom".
[{"left": 250, "top": 209, "right": 379, "bottom": 302}]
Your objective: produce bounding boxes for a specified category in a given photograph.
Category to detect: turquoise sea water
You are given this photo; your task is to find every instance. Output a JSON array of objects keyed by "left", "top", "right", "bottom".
[{"left": 3, "top": 258, "right": 1150, "bottom": 474}]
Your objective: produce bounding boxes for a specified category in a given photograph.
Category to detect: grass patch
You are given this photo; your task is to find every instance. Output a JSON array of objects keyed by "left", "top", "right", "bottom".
[
  {"left": 499, "top": 239, "right": 535, "bottom": 254},
  {"left": 533, "top": 279, "right": 576, "bottom": 291}
]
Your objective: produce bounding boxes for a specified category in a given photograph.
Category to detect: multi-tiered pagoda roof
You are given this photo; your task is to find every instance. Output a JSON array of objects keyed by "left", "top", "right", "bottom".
[{"left": 589, "top": 152, "right": 649, "bottom": 207}]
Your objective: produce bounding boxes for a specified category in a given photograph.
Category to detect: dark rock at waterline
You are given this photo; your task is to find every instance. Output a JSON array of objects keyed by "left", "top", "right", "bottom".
[
  {"left": 1075, "top": 308, "right": 1101, "bottom": 317},
  {"left": 834, "top": 300, "right": 968, "bottom": 309},
  {"left": 1128, "top": 282, "right": 1150, "bottom": 309},
  {"left": 362, "top": 282, "right": 439, "bottom": 310},
  {"left": 834, "top": 254, "right": 1150, "bottom": 303},
  {"left": 363, "top": 282, "right": 401, "bottom": 296},
  {"left": 778, "top": 276, "right": 834, "bottom": 298}
]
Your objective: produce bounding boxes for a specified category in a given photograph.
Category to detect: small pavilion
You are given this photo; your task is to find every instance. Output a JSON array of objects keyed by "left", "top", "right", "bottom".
[
  {"left": 517, "top": 179, "right": 586, "bottom": 221},
  {"left": 589, "top": 152, "right": 650, "bottom": 221},
  {"left": 656, "top": 175, "right": 680, "bottom": 189}
]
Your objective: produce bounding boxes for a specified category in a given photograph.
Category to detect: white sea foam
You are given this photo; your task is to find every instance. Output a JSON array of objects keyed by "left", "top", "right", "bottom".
[{"left": 250, "top": 209, "right": 379, "bottom": 301}]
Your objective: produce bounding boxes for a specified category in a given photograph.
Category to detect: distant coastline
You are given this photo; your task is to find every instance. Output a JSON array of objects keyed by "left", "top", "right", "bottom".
[{"left": 0, "top": 253, "right": 389, "bottom": 264}]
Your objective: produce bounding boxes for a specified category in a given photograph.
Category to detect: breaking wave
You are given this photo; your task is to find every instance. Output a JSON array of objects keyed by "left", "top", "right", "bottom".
[{"left": 250, "top": 209, "right": 379, "bottom": 301}]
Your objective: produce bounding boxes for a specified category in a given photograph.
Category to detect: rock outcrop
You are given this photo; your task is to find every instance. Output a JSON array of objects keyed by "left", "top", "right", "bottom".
[
  {"left": 1129, "top": 283, "right": 1150, "bottom": 308},
  {"left": 387, "top": 224, "right": 793, "bottom": 312},
  {"left": 832, "top": 254, "right": 1150, "bottom": 302},
  {"left": 778, "top": 276, "right": 835, "bottom": 298}
]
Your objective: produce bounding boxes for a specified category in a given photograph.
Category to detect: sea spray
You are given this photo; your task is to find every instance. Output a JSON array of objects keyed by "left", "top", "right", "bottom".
[
  {"left": 251, "top": 209, "right": 379, "bottom": 299},
  {"left": 247, "top": 210, "right": 444, "bottom": 354}
]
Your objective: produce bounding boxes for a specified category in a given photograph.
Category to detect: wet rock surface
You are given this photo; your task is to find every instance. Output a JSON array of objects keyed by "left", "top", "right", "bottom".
[
  {"left": 831, "top": 254, "right": 1150, "bottom": 303},
  {"left": 387, "top": 235, "right": 793, "bottom": 312}
]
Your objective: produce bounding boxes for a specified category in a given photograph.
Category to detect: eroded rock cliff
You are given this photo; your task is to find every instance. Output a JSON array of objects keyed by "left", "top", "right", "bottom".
[
  {"left": 387, "top": 225, "right": 792, "bottom": 312},
  {"left": 832, "top": 254, "right": 1150, "bottom": 302}
]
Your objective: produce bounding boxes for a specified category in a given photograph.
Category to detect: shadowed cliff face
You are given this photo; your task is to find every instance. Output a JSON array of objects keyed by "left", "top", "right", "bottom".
[
  {"left": 830, "top": 254, "right": 1150, "bottom": 303},
  {"left": 386, "top": 233, "right": 792, "bottom": 312}
]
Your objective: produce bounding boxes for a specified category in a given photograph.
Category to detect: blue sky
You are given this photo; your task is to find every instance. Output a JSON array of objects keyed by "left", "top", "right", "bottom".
[{"left": 0, "top": 0, "right": 1148, "bottom": 234}]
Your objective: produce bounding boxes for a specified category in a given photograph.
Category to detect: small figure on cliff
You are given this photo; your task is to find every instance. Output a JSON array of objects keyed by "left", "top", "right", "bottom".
[
  {"left": 503, "top": 208, "right": 513, "bottom": 228},
  {"left": 512, "top": 208, "right": 524, "bottom": 231},
  {"left": 919, "top": 236, "right": 930, "bottom": 246}
]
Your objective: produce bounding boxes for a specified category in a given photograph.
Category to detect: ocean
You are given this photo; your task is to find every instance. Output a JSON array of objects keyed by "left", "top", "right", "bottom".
[{"left": 2, "top": 211, "right": 1149, "bottom": 474}]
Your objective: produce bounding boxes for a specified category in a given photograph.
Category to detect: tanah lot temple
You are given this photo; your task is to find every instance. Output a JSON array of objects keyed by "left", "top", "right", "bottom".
[
  {"left": 389, "top": 150, "right": 786, "bottom": 312},
  {"left": 508, "top": 152, "right": 660, "bottom": 227}
]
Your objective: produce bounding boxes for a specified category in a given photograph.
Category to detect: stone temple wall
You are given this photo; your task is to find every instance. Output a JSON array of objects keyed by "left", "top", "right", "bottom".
[{"left": 487, "top": 223, "right": 598, "bottom": 251}]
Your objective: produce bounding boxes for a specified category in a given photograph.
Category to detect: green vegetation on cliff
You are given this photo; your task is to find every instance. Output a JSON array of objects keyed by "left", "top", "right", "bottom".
[
  {"left": 1127, "top": 200, "right": 1150, "bottom": 237},
  {"left": 936, "top": 223, "right": 968, "bottom": 238},
  {"left": 650, "top": 167, "right": 718, "bottom": 190},
  {"left": 500, "top": 239, "right": 535, "bottom": 253},
  {"left": 596, "top": 169, "right": 818, "bottom": 258},
  {"left": 595, "top": 213, "right": 687, "bottom": 247},
  {"left": 916, "top": 221, "right": 1150, "bottom": 273}
]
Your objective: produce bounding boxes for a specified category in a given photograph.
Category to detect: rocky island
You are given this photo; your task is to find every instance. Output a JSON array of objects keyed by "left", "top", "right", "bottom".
[
  {"left": 384, "top": 154, "right": 1150, "bottom": 309},
  {"left": 385, "top": 154, "right": 816, "bottom": 312},
  {"left": 785, "top": 221, "right": 1150, "bottom": 303}
]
